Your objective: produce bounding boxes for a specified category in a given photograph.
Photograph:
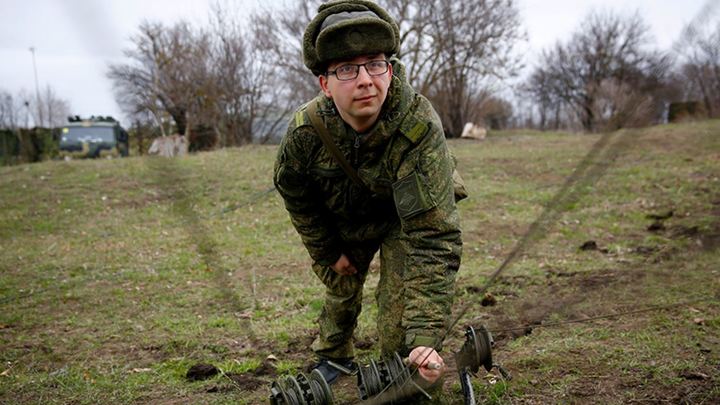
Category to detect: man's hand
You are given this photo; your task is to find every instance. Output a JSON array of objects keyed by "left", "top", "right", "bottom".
[
  {"left": 408, "top": 346, "right": 444, "bottom": 384},
  {"left": 331, "top": 253, "right": 357, "bottom": 276}
]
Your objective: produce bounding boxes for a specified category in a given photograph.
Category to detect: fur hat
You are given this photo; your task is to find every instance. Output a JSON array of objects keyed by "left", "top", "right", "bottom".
[{"left": 303, "top": 0, "right": 400, "bottom": 76}]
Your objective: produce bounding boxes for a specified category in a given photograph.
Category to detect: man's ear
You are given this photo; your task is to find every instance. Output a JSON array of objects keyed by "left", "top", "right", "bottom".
[{"left": 319, "top": 75, "right": 332, "bottom": 98}]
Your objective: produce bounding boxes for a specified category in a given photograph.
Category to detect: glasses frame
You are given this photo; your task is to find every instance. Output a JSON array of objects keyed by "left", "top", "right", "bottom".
[{"left": 325, "top": 60, "right": 390, "bottom": 81}]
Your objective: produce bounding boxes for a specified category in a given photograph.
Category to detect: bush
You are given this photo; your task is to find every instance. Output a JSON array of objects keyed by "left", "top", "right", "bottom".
[{"left": 0, "top": 128, "right": 58, "bottom": 166}]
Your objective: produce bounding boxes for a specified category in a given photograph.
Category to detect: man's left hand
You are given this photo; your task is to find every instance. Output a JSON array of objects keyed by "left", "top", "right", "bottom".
[{"left": 408, "top": 346, "right": 444, "bottom": 384}]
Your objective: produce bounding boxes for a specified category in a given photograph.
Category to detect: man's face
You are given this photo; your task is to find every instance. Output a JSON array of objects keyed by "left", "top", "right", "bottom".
[{"left": 319, "top": 54, "right": 393, "bottom": 133}]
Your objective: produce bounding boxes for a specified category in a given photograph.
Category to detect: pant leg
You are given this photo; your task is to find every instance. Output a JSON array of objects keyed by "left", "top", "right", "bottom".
[
  {"left": 311, "top": 243, "right": 378, "bottom": 359},
  {"left": 376, "top": 225, "right": 409, "bottom": 357}
]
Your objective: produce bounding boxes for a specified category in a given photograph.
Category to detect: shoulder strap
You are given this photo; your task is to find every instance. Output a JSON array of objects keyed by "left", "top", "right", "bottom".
[{"left": 306, "top": 101, "right": 370, "bottom": 192}]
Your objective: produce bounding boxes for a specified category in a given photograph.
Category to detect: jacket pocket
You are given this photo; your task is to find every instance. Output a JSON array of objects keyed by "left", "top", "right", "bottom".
[{"left": 392, "top": 171, "right": 437, "bottom": 220}]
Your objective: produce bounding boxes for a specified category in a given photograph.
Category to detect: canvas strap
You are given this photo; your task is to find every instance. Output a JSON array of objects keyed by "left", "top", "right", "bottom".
[{"left": 306, "top": 101, "right": 370, "bottom": 192}]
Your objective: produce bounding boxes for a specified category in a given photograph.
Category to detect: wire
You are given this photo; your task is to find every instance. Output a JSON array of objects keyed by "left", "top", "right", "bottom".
[
  {"left": 367, "top": 128, "right": 639, "bottom": 403},
  {"left": 217, "top": 186, "right": 277, "bottom": 216}
]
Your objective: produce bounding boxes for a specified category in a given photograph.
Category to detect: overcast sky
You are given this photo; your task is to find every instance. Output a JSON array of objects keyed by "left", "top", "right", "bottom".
[{"left": 0, "top": 0, "right": 711, "bottom": 126}]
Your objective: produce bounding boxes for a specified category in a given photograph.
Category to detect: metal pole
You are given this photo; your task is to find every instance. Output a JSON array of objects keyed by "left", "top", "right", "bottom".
[
  {"left": 29, "top": 46, "right": 42, "bottom": 127},
  {"left": 24, "top": 101, "right": 30, "bottom": 129}
]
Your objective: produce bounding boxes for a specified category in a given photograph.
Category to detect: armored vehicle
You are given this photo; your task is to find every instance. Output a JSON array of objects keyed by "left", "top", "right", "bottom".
[{"left": 59, "top": 116, "right": 129, "bottom": 158}]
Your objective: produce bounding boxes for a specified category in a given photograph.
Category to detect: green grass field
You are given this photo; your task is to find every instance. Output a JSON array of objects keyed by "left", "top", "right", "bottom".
[{"left": 1, "top": 121, "right": 718, "bottom": 404}]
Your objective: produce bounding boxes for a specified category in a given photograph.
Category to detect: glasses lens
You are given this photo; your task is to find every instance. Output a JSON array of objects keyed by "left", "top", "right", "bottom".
[
  {"left": 366, "top": 61, "right": 389, "bottom": 75},
  {"left": 336, "top": 65, "right": 358, "bottom": 81}
]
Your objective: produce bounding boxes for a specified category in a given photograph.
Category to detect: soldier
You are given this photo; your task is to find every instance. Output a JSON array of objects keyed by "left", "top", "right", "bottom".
[{"left": 273, "top": 0, "right": 464, "bottom": 386}]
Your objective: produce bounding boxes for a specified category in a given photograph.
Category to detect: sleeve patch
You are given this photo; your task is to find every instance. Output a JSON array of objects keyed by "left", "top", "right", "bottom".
[
  {"left": 294, "top": 111, "right": 306, "bottom": 128},
  {"left": 402, "top": 122, "right": 429, "bottom": 143},
  {"left": 393, "top": 171, "right": 437, "bottom": 220}
]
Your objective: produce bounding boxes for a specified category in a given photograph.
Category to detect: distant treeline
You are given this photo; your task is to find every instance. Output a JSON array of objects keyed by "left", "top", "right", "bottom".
[
  {"left": 105, "top": 0, "right": 720, "bottom": 152},
  {"left": 3, "top": 0, "right": 718, "bottom": 161},
  {"left": 0, "top": 129, "right": 58, "bottom": 166}
]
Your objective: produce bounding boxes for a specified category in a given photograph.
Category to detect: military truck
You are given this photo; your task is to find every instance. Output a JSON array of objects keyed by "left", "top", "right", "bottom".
[{"left": 59, "top": 116, "right": 129, "bottom": 158}]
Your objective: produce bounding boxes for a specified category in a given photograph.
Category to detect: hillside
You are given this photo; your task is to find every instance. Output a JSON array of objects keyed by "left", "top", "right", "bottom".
[{"left": 1, "top": 121, "right": 718, "bottom": 404}]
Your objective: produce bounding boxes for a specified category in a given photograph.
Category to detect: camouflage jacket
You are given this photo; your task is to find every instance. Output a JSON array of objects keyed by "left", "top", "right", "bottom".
[{"left": 273, "top": 60, "right": 462, "bottom": 347}]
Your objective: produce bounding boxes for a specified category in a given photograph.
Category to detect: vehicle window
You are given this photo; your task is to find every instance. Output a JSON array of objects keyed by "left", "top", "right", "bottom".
[{"left": 62, "top": 127, "right": 115, "bottom": 143}]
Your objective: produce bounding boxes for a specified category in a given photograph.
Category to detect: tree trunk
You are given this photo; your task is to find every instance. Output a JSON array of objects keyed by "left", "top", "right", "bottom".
[{"left": 167, "top": 107, "right": 187, "bottom": 135}]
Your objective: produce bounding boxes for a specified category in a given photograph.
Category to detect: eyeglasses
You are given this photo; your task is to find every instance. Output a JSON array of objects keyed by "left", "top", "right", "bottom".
[{"left": 326, "top": 60, "right": 390, "bottom": 81}]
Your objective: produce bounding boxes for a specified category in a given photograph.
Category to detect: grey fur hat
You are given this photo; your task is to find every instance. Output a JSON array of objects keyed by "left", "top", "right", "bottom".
[{"left": 303, "top": 0, "right": 400, "bottom": 76}]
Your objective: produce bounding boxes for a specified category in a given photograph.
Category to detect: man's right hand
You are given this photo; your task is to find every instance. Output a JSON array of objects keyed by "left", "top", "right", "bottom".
[
  {"left": 331, "top": 254, "right": 357, "bottom": 275},
  {"left": 408, "top": 346, "right": 444, "bottom": 384}
]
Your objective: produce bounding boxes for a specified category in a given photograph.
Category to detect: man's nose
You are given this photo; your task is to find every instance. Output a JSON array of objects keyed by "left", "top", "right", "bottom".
[{"left": 355, "top": 65, "right": 373, "bottom": 85}]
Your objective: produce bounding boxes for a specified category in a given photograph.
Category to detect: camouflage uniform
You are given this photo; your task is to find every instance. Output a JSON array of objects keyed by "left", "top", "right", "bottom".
[{"left": 273, "top": 60, "right": 462, "bottom": 359}]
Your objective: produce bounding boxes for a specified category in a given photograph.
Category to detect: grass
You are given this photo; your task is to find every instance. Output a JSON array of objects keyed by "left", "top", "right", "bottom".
[{"left": 1, "top": 120, "right": 719, "bottom": 404}]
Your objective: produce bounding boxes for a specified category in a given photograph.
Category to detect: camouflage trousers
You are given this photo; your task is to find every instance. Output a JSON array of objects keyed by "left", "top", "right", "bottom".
[{"left": 311, "top": 226, "right": 408, "bottom": 360}]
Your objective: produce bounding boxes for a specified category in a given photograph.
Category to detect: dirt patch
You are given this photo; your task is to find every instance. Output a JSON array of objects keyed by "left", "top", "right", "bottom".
[
  {"left": 633, "top": 245, "right": 660, "bottom": 256},
  {"left": 700, "top": 233, "right": 720, "bottom": 251},
  {"left": 515, "top": 284, "right": 585, "bottom": 325},
  {"left": 670, "top": 224, "right": 700, "bottom": 238},
  {"left": 646, "top": 209, "right": 675, "bottom": 221},
  {"left": 543, "top": 267, "right": 639, "bottom": 292},
  {"left": 253, "top": 359, "right": 278, "bottom": 377},
  {"left": 191, "top": 359, "right": 277, "bottom": 395},
  {"left": 647, "top": 220, "right": 666, "bottom": 232},
  {"left": 506, "top": 342, "right": 720, "bottom": 404},
  {"left": 186, "top": 363, "right": 219, "bottom": 381},
  {"left": 667, "top": 223, "right": 720, "bottom": 252},
  {"left": 652, "top": 194, "right": 720, "bottom": 253},
  {"left": 480, "top": 293, "right": 497, "bottom": 307},
  {"left": 224, "top": 373, "right": 266, "bottom": 391},
  {"left": 578, "top": 240, "right": 608, "bottom": 253},
  {"left": 615, "top": 368, "right": 720, "bottom": 404},
  {"left": 577, "top": 270, "right": 626, "bottom": 291},
  {"left": 670, "top": 224, "right": 720, "bottom": 252},
  {"left": 481, "top": 266, "right": 647, "bottom": 344},
  {"left": 284, "top": 333, "right": 316, "bottom": 356}
]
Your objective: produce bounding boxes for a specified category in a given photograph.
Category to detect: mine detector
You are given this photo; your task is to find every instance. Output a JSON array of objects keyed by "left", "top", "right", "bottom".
[
  {"left": 269, "top": 325, "right": 509, "bottom": 405},
  {"left": 58, "top": 116, "right": 129, "bottom": 159}
]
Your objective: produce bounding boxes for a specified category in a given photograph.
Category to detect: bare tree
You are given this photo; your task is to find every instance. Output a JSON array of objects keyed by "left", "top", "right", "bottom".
[
  {"left": 592, "top": 79, "right": 655, "bottom": 130},
  {"left": 0, "top": 89, "right": 35, "bottom": 130},
  {"left": 0, "top": 90, "right": 19, "bottom": 130},
  {"left": 108, "top": 21, "right": 213, "bottom": 140},
  {"left": 207, "top": 4, "right": 251, "bottom": 146},
  {"left": 523, "top": 68, "right": 565, "bottom": 130},
  {"left": 396, "top": 0, "right": 522, "bottom": 137},
  {"left": 207, "top": 3, "right": 294, "bottom": 146},
  {"left": 675, "top": 5, "right": 720, "bottom": 118},
  {"left": 383, "top": 0, "right": 435, "bottom": 89},
  {"left": 109, "top": 4, "right": 291, "bottom": 149},
  {"left": 0, "top": 88, "right": 60, "bottom": 163},
  {"left": 530, "top": 11, "right": 671, "bottom": 132},
  {"left": 2, "top": 87, "right": 70, "bottom": 130},
  {"left": 478, "top": 96, "right": 513, "bottom": 130},
  {"left": 251, "top": 0, "right": 323, "bottom": 108},
  {"left": 36, "top": 85, "right": 71, "bottom": 128}
]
